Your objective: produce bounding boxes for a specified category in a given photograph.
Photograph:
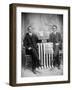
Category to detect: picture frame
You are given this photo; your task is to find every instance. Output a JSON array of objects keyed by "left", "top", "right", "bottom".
[{"left": 9, "top": 3, "right": 70, "bottom": 86}]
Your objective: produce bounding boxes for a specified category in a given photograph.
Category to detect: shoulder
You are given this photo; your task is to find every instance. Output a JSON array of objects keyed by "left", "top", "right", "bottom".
[
  {"left": 56, "top": 32, "right": 60, "bottom": 34},
  {"left": 24, "top": 33, "right": 29, "bottom": 39},
  {"left": 25, "top": 33, "right": 29, "bottom": 37},
  {"left": 33, "top": 33, "right": 38, "bottom": 38},
  {"left": 50, "top": 33, "right": 54, "bottom": 36},
  {"left": 56, "top": 32, "right": 61, "bottom": 36},
  {"left": 56, "top": 32, "right": 61, "bottom": 38}
]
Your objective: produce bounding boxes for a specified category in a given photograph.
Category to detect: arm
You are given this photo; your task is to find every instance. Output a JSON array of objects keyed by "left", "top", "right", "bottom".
[
  {"left": 34, "top": 34, "right": 42, "bottom": 43},
  {"left": 23, "top": 34, "right": 28, "bottom": 49},
  {"left": 55, "top": 33, "right": 62, "bottom": 53},
  {"left": 58, "top": 33, "right": 62, "bottom": 50},
  {"left": 23, "top": 34, "right": 31, "bottom": 49},
  {"left": 48, "top": 33, "right": 53, "bottom": 42}
]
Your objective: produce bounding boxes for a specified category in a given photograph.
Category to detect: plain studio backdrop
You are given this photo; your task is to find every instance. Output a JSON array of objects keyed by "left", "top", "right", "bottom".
[{"left": 0, "top": 0, "right": 72, "bottom": 90}]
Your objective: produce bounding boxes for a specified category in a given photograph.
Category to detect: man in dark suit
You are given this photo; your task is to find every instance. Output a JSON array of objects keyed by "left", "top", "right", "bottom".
[
  {"left": 23, "top": 26, "right": 41, "bottom": 74},
  {"left": 48, "top": 25, "right": 62, "bottom": 69}
]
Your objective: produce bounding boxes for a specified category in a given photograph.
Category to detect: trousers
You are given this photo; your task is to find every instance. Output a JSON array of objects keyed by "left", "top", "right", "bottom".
[{"left": 26, "top": 48, "right": 41, "bottom": 70}]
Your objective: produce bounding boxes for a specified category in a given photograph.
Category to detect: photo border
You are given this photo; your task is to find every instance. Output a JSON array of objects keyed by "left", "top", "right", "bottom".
[{"left": 9, "top": 3, "right": 70, "bottom": 86}]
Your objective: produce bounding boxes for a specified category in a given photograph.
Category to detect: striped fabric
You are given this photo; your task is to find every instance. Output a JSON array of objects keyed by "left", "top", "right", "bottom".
[{"left": 37, "top": 42, "right": 53, "bottom": 68}]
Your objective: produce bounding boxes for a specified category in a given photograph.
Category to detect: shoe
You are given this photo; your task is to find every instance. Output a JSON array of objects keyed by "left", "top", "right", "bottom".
[
  {"left": 32, "top": 69, "right": 37, "bottom": 74},
  {"left": 57, "top": 66, "right": 60, "bottom": 69},
  {"left": 36, "top": 67, "right": 41, "bottom": 70}
]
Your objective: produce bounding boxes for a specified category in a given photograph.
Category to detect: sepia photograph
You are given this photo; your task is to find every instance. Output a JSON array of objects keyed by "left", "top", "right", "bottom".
[{"left": 9, "top": 3, "right": 70, "bottom": 86}]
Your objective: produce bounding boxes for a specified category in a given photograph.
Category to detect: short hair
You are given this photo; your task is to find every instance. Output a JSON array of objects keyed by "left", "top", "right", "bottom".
[
  {"left": 27, "top": 26, "right": 32, "bottom": 31},
  {"left": 52, "top": 25, "right": 57, "bottom": 29}
]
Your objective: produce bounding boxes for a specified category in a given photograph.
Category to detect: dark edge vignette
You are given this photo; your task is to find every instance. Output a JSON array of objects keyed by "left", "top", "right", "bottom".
[
  {"left": 9, "top": 3, "right": 70, "bottom": 86},
  {"left": 9, "top": 4, "right": 16, "bottom": 86}
]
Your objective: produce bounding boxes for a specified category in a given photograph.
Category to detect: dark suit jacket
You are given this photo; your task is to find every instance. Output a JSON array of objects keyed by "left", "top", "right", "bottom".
[
  {"left": 23, "top": 33, "right": 41, "bottom": 55},
  {"left": 48, "top": 32, "right": 62, "bottom": 56}
]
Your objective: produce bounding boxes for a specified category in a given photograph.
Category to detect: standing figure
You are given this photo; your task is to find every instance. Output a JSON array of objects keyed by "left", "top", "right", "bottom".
[
  {"left": 48, "top": 25, "right": 62, "bottom": 69},
  {"left": 23, "top": 26, "right": 41, "bottom": 74}
]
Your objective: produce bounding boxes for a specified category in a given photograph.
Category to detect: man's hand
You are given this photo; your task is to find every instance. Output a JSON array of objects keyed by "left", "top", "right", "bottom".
[{"left": 28, "top": 47, "right": 32, "bottom": 50}]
